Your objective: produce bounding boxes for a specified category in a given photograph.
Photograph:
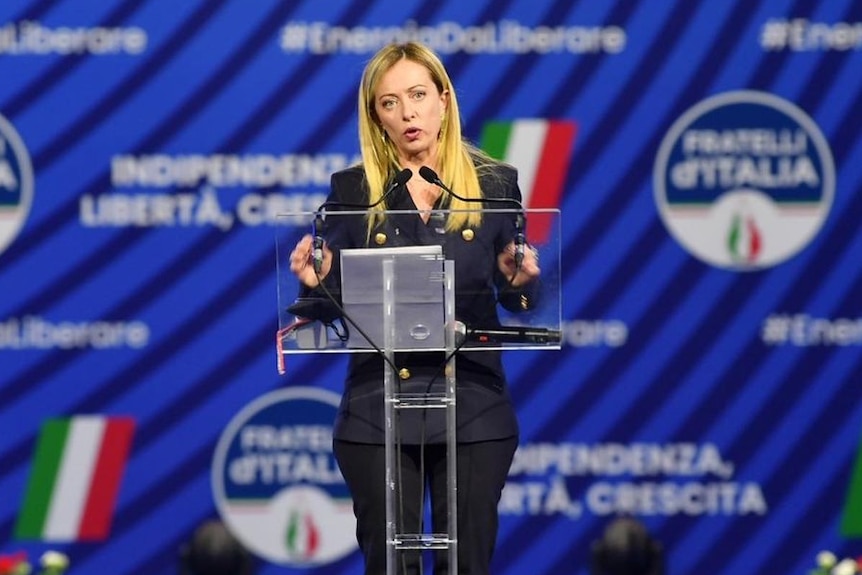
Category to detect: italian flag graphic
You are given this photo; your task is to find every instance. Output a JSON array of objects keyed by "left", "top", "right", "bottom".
[
  {"left": 841, "top": 436, "right": 862, "bottom": 537},
  {"left": 727, "top": 212, "right": 763, "bottom": 264},
  {"left": 480, "top": 119, "right": 577, "bottom": 243},
  {"left": 285, "top": 507, "right": 321, "bottom": 560},
  {"left": 15, "top": 416, "right": 135, "bottom": 542}
]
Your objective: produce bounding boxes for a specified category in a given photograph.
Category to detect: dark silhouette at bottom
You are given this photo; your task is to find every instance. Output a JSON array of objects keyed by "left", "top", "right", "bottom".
[
  {"left": 178, "top": 519, "right": 255, "bottom": 575},
  {"left": 591, "top": 517, "right": 664, "bottom": 575}
]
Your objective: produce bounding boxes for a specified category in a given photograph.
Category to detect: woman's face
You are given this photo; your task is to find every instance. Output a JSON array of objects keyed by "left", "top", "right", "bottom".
[{"left": 374, "top": 58, "right": 448, "bottom": 163}]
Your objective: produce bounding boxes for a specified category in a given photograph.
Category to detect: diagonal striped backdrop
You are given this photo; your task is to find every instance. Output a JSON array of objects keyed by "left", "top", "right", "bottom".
[{"left": 1, "top": 1, "right": 861, "bottom": 574}]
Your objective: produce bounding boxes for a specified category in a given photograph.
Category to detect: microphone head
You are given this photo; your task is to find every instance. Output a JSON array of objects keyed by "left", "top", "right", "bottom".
[
  {"left": 394, "top": 167, "right": 412, "bottom": 186},
  {"left": 418, "top": 166, "right": 440, "bottom": 185}
]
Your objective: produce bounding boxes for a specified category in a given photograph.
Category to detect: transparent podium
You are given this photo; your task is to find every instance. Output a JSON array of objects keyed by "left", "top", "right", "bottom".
[{"left": 276, "top": 208, "right": 561, "bottom": 575}]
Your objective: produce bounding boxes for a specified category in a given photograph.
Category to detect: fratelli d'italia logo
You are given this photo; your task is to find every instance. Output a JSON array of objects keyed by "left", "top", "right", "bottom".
[
  {"left": 480, "top": 118, "right": 577, "bottom": 244},
  {"left": 0, "top": 111, "right": 34, "bottom": 258},
  {"left": 212, "top": 387, "right": 355, "bottom": 567},
  {"left": 653, "top": 91, "right": 834, "bottom": 271}
]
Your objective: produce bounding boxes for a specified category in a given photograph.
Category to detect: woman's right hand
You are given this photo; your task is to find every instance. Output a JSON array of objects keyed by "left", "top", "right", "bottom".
[{"left": 289, "top": 234, "right": 333, "bottom": 288}]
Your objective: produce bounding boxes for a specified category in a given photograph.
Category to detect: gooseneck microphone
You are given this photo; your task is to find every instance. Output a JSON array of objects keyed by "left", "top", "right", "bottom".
[
  {"left": 317, "top": 167, "right": 413, "bottom": 214},
  {"left": 311, "top": 168, "right": 412, "bottom": 274},
  {"left": 417, "top": 166, "right": 462, "bottom": 201},
  {"left": 418, "top": 166, "right": 527, "bottom": 268}
]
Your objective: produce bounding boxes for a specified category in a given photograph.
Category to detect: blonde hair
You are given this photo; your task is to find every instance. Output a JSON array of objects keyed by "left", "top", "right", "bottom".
[{"left": 357, "top": 42, "right": 497, "bottom": 237}]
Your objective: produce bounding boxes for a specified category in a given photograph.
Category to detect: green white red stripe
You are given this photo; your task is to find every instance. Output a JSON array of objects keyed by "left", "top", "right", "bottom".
[
  {"left": 841, "top": 436, "right": 862, "bottom": 537},
  {"left": 285, "top": 508, "right": 321, "bottom": 560},
  {"left": 727, "top": 212, "right": 763, "bottom": 264},
  {"left": 480, "top": 119, "right": 577, "bottom": 242},
  {"left": 15, "top": 416, "right": 135, "bottom": 542}
]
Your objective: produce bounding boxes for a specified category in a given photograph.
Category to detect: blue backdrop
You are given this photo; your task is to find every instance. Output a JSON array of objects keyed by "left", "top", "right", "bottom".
[{"left": 2, "top": 1, "right": 862, "bottom": 574}]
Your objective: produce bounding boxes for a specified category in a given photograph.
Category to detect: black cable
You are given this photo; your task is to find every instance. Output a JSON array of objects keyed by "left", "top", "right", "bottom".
[{"left": 305, "top": 269, "right": 402, "bottom": 373}]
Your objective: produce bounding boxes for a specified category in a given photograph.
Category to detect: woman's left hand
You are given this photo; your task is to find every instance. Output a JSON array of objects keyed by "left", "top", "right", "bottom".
[{"left": 497, "top": 240, "right": 541, "bottom": 287}]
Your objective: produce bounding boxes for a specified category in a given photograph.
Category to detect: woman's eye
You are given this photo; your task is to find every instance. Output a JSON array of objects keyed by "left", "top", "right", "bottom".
[
  {"left": 412, "top": 91, "right": 426, "bottom": 100},
  {"left": 381, "top": 99, "right": 396, "bottom": 109}
]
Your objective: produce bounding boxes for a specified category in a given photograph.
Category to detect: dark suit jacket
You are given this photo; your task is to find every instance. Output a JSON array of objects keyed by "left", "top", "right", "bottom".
[{"left": 307, "top": 162, "right": 535, "bottom": 444}]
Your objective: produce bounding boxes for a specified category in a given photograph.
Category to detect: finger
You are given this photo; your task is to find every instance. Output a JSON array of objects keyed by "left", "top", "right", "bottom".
[{"left": 290, "top": 247, "right": 309, "bottom": 270}]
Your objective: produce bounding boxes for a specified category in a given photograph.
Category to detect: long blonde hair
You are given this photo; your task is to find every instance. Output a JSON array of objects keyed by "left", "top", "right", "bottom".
[{"left": 357, "top": 42, "right": 496, "bottom": 236}]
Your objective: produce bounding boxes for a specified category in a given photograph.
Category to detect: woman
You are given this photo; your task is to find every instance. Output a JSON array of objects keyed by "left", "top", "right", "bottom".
[{"left": 289, "top": 41, "right": 540, "bottom": 575}]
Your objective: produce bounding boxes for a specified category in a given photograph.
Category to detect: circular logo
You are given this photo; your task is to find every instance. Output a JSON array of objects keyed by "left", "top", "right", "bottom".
[
  {"left": 653, "top": 90, "right": 834, "bottom": 271},
  {"left": 0, "top": 112, "right": 34, "bottom": 257},
  {"left": 212, "top": 387, "right": 356, "bottom": 566}
]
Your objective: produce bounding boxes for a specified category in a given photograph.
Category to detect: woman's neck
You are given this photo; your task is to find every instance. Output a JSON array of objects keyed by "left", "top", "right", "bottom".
[{"left": 398, "top": 145, "right": 438, "bottom": 176}]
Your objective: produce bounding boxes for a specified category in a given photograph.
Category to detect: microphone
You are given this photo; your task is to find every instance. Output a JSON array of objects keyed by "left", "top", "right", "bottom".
[
  {"left": 317, "top": 168, "right": 412, "bottom": 212},
  {"left": 513, "top": 212, "right": 526, "bottom": 269},
  {"left": 418, "top": 166, "right": 463, "bottom": 201},
  {"left": 453, "top": 321, "right": 561, "bottom": 345},
  {"left": 312, "top": 213, "right": 325, "bottom": 274},
  {"left": 311, "top": 168, "right": 412, "bottom": 273},
  {"left": 374, "top": 167, "right": 413, "bottom": 208},
  {"left": 418, "top": 166, "right": 527, "bottom": 269}
]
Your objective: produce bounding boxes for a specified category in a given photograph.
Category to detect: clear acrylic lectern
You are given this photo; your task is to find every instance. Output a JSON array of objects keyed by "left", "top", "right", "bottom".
[{"left": 275, "top": 208, "right": 561, "bottom": 575}]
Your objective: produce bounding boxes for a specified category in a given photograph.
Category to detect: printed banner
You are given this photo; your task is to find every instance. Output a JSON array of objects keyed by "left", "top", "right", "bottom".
[{"left": 1, "top": 1, "right": 861, "bottom": 575}]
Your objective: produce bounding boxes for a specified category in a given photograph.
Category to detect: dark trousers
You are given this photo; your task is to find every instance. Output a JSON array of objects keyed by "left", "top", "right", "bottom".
[{"left": 333, "top": 436, "right": 518, "bottom": 575}]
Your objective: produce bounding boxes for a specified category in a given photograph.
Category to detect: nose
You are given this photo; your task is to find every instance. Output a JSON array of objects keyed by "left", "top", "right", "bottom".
[{"left": 402, "top": 101, "right": 417, "bottom": 120}]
